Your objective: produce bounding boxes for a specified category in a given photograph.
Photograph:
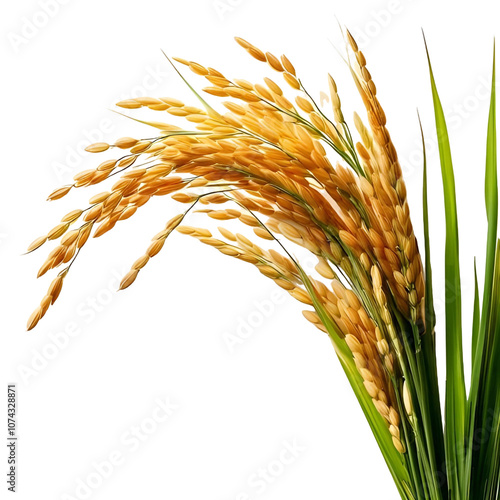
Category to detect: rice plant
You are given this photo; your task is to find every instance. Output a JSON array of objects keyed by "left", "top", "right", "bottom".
[{"left": 26, "top": 31, "right": 500, "bottom": 499}]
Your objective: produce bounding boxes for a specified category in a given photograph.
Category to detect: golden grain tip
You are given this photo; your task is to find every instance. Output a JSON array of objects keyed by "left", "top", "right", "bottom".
[
  {"left": 89, "top": 192, "right": 110, "bottom": 205},
  {"left": 234, "top": 37, "right": 251, "bottom": 49},
  {"left": 248, "top": 47, "right": 267, "bottom": 62},
  {"left": 93, "top": 219, "right": 116, "bottom": 239},
  {"left": 117, "top": 156, "right": 137, "bottom": 169},
  {"left": 85, "top": 142, "right": 110, "bottom": 153},
  {"left": 356, "top": 50, "right": 367, "bottom": 68},
  {"left": 27, "top": 235, "right": 47, "bottom": 253},
  {"left": 118, "top": 269, "right": 139, "bottom": 290},
  {"left": 315, "top": 259, "right": 335, "bottom": 280},
  {"left": 258, "top": 265, "right": 281, "bottom": 279},
  {"left": 290, "top": 288, "right": 313, "bottom": 305},
  {"left": 389, "top": 408, "right": 400, "bottom": 428},
  {"left": 147, "top": 239, "right": 165, "bottom": 258},
  {"left": 39, "top": 295, "right": 52, "bottom": 315},
  {"left": 130, "top": 141, "right": 152, "bottom": 155},
  {"left": 345, "top": 29, "right": 359, "bottom": 52},
  {"left": 217, "top": 226, "right": 235, "bottom": 241},
  {"left": 189, "top": 62, "right": 208, "bottom": 76},
  {"left": 172, "top": 56, "right": 189, "bottom": 66},
  {"left": 47, "top": 185, "right": 72, "bottom": 201},
  {"left": 295, "top": 96, "right": 314, "bottom": 114},
  {"left": 172, "top": 193, "right": 196, "bottom": 203},
  {"left": 393, "top": 437, "right": 406, "bottom": 454},
  {"left": 263, "top": 77, "right": 283, "bottom": 96},
  {"left": 218, "top": 246, "right": 240, "bottom": 257},
  {"left": 160, "top": 97, "right": 184, "bottom": 107},
  {"left": 119, "top": 206, "right": 137, "bottom": 221},
  {"left": 37, "top": 260, "right": 52, "bottom": 279},
  {"left": 48, "top": 275, "right": 64, "bottom": 303},
  {"left": 73, "top": 170, "right": 96, "bottom": 186},
  {"left": 115, "top": 137, "right": 139, "bottom": 149},
  {"left": 165, "top": 213, "right": 185, "bottom": 230},
  {"left": 27, "top": 307, "right": 42, "bottom": 331},
  {"left": 95, "top": 161, "right": 116, "bottom": 174},
  {"left": 253, "top": 227, "right": 274, "bottom": 240},
  {"left": 280, "top": 55, "right": 296, "bottom": 76},
  {"left": 345, "top": 334, "right": 362, "bottom": 354},
  {"left": 60, "top": 230, "right": 79, "bottom": 247},
  {"left": 265, "top": 52, "right": 284, "bottom": 72},
  {"left": 132, "top": 255, "right": 149, "bottom": 270},
  {"left": 302, "top": 309, "right": 320, "bottom": 323},
  {"left": 283, "top": 72, "right": 300, "bottom": 90},
  {"left": 202, "top": 86, "right": 228, "bottom": 97},
  {"left": 102, "top": 191, "right": 122, "bottom": 210},
  {"left": 77, "top": 223, "right": 93, "bottom": 248},
  {"left": 47, "top": 223, "right": 69, "bottom": 241},
  {"left": 61, "top": 209, "right": 83, "bottom": 223},
  {"left": 116, "top": 99, "right": 141, "bottom": 109}
]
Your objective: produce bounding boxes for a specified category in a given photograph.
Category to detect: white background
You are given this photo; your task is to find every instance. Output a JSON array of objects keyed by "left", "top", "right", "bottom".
[{"left": 1, "top": 0, "right": 499, "bottom": 498}]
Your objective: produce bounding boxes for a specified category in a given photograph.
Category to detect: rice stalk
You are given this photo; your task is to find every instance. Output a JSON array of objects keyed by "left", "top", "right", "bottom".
[{"left": 24, "top": 31, "right": 500, "bottom": 499}]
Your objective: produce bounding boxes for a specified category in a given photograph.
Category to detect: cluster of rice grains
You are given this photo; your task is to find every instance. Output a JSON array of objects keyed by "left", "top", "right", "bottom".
[{"left": 27, "top": 32, "right": 427, "bottom": 457}]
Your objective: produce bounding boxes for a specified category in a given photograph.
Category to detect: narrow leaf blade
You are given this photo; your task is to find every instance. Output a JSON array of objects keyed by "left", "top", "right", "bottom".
[{"left": 425, "top": 37, "right": 467, "bottom": 498}]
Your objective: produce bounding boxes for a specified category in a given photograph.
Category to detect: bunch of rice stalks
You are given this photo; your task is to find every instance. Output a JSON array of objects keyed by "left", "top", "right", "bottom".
[{"left": 25, "top": 31, "right": 500, "bottom": 499}]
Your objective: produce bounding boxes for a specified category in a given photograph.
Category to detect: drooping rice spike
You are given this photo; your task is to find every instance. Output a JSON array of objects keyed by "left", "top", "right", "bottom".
[{"left": 26, "top": 34, "right": 430, "bottom": 469}]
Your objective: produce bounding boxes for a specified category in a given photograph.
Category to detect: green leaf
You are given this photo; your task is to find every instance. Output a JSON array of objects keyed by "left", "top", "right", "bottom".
[
  {"left": 471, "top": 261, "right": 480, "bottom": 367},
  {"left": 420, "top": 114, "right": 436, "bottom": 333},
  {"left": 475, "top": 242, "right": 500, "bottom": 499},
  {"left": 470, "top": 43, "right": 498, "bottom": 396},
  {"left": 468, "top": 44, "right": 498, "bottom": 498},
  {"left": 418, "top": 114, "right": 447, "bottom": 499},
  {"left": 424, "top": 37, "right": 467, "bottom": 499}
]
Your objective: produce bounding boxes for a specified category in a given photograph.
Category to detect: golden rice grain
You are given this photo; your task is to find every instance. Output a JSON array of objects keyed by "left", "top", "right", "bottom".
[
  {"left": 115, "top": 137, "right": 139, "bottom": 149},
  {"left": 85, "top": 142, "right": 110, "bottom": 153},
  {"left": 47, "top": 185, "right": 72, "bottom": 201},
  {"left": 27, "top": 236, "right": 47, "bottom": 253}
]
